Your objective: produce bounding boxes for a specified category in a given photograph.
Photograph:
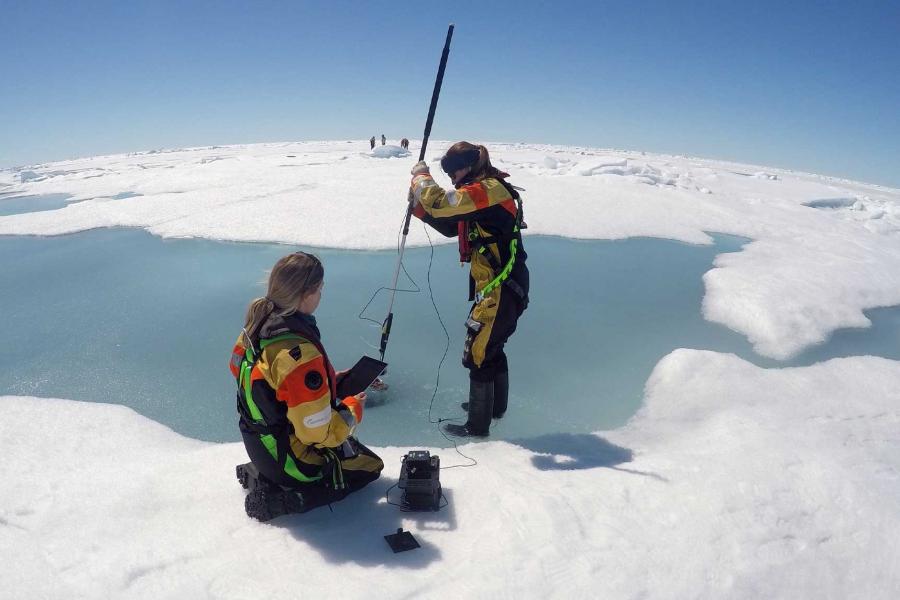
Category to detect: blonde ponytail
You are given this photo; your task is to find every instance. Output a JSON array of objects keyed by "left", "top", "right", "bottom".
[{"left": 243, "top": 252, "right": 324, "bottom": 340}]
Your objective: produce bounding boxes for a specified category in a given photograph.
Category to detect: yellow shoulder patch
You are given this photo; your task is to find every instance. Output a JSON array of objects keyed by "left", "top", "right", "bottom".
[{"left": 260, "top": 338, "right": 323, "bottom": 389}]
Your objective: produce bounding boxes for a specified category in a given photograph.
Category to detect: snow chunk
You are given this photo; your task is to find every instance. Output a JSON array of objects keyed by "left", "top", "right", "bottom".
[
  {"left": 578, "top": 160, "right": 678, "bottom": 187},
  {"left": 18, "top": 170, "right": 42, "bottom": 182},
  {"left": 804, "top": 197, "right": 858, "bottom": 209},
  {"left": 370, "top": 145, "right": 410, "bottom": 159},
  {"left": 578, "top": 157, "right": 628, "bottom": 176}
]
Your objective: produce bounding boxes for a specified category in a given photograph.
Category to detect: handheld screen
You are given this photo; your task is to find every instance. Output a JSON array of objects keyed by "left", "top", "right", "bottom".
[{"left": 336, "top": 356, "right": 388, "bottom": 398}]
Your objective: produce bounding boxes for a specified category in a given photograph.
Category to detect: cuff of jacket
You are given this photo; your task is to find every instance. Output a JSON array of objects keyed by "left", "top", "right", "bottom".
[{"left": 341, "top": 397, "right": 363, "bottom": 424}]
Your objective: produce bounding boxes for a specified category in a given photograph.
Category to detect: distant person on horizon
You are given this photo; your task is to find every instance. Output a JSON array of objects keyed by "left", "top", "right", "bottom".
[
  {"left": 369, "top": 136, "right": 376, "bottom": 149},
  {"left": 408, "top": 142, "right": 529, "bottom": 437},
  {"left": 231, "top": 252, "right": 384, "bottom": 520},
  {"left": 401, "top": 138, "right": 409, "bottom": 150},
  {"left": 381, "top": 134, "right": 386, "bottom": 145}
]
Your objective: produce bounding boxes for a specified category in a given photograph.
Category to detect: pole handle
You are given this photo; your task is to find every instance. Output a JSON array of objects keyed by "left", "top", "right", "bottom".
[{"left": 419, "top": 24, "right": 454, "bottom": 162}]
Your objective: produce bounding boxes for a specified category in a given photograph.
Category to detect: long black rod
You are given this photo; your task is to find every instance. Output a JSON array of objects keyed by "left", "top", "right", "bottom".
[
  {"left": 418, "top": 24, "right": 455, "bottom": 164},
  {"left": 379, "top": 23, "right": 455, "bottom": 361}
]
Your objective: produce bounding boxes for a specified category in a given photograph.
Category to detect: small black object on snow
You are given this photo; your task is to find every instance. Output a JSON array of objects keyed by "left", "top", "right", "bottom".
[{"left": 384, "top": 528, "right": 420, "bottom": 553}]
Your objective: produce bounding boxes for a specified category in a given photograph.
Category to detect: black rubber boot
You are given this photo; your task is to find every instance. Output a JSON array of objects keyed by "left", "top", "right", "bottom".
[
  {"left": 237, "top": 462, "right": 307, "bottom": 521},
  {"left": 236, "top": 463, "right": 255, "bottom": 489},
  {"left": 244, "top": 486, "right": 306, "bottom": 522},
  {"left": 444, "top": 378, "right": 493, "bottom": 437},
  {"left": 492, "top": 370, "right": 509, "bottom": 418},
  {"left": 461, "top": 371, "right": 508, "bottom": 418}
]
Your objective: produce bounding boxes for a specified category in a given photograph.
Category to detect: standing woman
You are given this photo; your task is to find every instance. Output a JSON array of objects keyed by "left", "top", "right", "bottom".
[
  {"left": 230, "top": 252, "right": 384, "bottom": 520},
  {"left": 409, "top": 142, "right": 529, "bottom": 437}
]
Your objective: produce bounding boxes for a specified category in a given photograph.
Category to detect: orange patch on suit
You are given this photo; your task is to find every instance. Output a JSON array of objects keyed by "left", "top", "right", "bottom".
[
  {"left": 342, "top": 396, "right": 364, "bottom": 423},
  {"left": 500, "top": 198, "right": 517, "bottom": 217},
  {"left": 250, "top": 364, "right": 265, "bottom": 382},
  {"left": 462, "top": 182, "right": 490, "bottom": 210},
  {"left": 277, "top": 355, "right": 329, "bottom": 408}
]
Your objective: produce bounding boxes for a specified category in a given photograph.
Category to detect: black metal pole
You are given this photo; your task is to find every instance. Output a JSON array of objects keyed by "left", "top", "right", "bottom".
[
  {"left": 418, "top": 24, "right": 455, "bottom": 164},
  {"left": 379, "top": 23, "right": 455, "bottom": 361}
]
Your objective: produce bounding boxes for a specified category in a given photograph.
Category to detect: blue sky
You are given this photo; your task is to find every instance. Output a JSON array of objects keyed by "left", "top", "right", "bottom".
[{"left": 2, "top": 0, "right": 898, "bottom": 187}]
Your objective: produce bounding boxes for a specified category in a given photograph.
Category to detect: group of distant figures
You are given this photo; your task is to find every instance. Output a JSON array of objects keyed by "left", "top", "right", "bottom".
[{"left": 369, "top": 135, "right": 409, "bottom": 150}]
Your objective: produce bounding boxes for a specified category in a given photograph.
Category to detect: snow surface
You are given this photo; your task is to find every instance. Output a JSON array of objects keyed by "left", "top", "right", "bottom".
[
  {"left": 2, "top": 140, "right": 899, "bottom": 360},
  {"left": 3, "top": 352, "right": 900, "bottom": 598},
  {"left": 3, "top": 141, "right": 900, "bottom": 598}
]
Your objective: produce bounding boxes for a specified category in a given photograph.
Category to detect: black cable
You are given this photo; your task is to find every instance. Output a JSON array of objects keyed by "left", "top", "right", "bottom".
[
  {"left": 384, "top": 480, "right": 449, "bottom": 512},
  {"left": 422, "top": 223, "right": 451, "bottom": 424},
  {"left": 356, "top": 201, "right": 479, "bottom": 470},
  {"left": 420, "top": 223, "right": 478, "bottom": 469},
  {"left": 356, "top": 212, "right": 422, "bottom": 327}
]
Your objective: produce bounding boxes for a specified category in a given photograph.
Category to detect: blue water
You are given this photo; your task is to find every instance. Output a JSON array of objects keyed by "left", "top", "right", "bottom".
[
  {"left": 0, "top": 192, "right": 143, "bottom": 217},
  {"left": 0, "top": 193, "right": 72, "bottom": 216},
  {"left": 2, "top": 228, "right": 899, "bottom": 446}
]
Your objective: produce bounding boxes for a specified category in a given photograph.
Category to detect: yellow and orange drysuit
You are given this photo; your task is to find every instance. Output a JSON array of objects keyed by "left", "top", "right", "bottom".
[
  {"left": 230, "top": 311, "right": 383, "bottom": 507},
  {"left": 410, "top": 173, "right": 529, "bottom": 382}
]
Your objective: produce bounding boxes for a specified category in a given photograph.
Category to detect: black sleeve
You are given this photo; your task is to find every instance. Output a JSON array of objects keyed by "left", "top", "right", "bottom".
[{"left": 420, "top": 213, "right": 459, "bottom": 237}]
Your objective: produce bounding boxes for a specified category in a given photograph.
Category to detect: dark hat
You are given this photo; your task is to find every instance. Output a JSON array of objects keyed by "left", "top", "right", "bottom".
[{"left": 440, "top": 148, "right": 480, "bottom": 175}]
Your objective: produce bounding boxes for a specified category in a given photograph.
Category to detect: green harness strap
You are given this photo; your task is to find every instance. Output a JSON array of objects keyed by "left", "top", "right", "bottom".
[
  {"left": 240, "top": 333, "right": 323, "bottom": 484},
  {"left": 472, "top": 187, "right": 524, "bottom": 303},
  {"left": 474, "top": 225, "right": 519, "bottom": 303}
]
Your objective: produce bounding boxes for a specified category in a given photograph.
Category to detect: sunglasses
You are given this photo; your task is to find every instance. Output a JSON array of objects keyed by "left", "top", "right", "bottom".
[{"left": 440, "top": 148, "right": 480, "bottom": 175}]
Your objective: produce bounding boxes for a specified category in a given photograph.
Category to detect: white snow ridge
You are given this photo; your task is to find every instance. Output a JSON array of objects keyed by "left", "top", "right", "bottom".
[{"left": 2, "top": 140, "right": 900, "bottom": 598}]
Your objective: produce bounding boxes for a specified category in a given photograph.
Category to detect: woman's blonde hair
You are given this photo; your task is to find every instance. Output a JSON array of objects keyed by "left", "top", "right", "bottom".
[{"left": 244, "top": 251, "right": 324, "bottom": 340}]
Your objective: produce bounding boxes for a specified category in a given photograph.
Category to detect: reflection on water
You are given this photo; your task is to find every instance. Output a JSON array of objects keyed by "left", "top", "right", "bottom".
[{"left": 1, "top": 228, "right": 898, "bottom": 446}]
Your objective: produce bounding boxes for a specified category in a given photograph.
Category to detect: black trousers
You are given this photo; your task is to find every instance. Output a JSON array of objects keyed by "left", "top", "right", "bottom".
[
  {"left": 242, "top": 432, "right": 383, "bottom": 509},
  {"left": 464, "top": 280, "right": 527, "bottom": 382}
]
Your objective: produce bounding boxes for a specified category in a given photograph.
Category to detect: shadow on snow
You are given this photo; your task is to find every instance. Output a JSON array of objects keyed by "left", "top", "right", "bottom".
[
  {"left": 264, "top": 476, "right": 456, "bottom": 568},
  {"left": 511, "top": 432, "right": 668, "bottom": 482}
]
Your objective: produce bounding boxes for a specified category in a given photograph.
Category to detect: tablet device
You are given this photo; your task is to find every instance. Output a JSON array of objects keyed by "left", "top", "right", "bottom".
[{"left": 336, "top": 355, "right": 388, "bottom": 398}]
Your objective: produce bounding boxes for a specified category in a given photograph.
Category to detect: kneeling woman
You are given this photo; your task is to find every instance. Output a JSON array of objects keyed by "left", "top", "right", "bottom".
[{"left": 230, "top": 252, "right": 383, "bottom": 520}]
